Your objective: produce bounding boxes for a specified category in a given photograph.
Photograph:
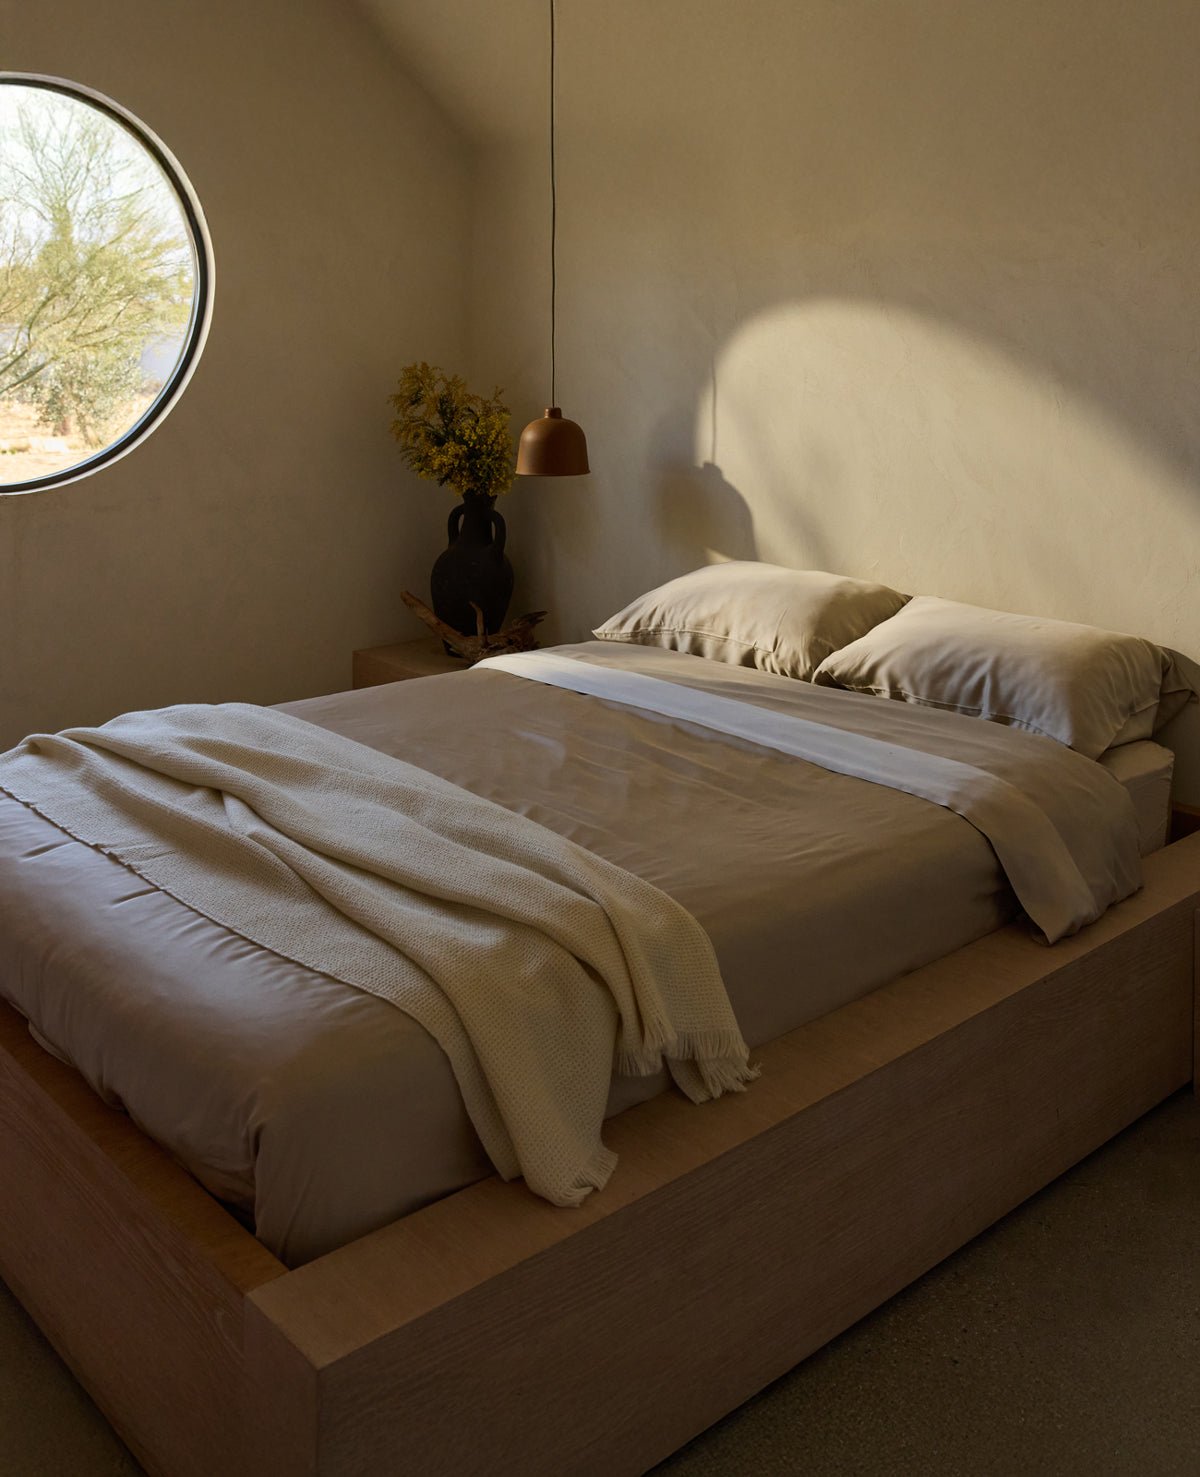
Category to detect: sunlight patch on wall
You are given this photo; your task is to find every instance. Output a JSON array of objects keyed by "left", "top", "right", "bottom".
[{"left": 705, "top": 299, "right": 1200, "bottom": 645}]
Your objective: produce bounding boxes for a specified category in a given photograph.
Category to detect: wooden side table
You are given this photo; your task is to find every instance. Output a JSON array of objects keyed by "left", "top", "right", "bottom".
[{"left": 352, "top": 637, "right": 469, "bottom": 689}]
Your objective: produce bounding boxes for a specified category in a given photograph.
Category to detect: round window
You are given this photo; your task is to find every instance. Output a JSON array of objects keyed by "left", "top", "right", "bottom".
[{"left": 0, "top": 75, "right": 212, "bottom": 494}]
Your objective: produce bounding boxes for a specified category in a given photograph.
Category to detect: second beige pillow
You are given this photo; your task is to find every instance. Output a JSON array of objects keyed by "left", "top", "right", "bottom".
[{"left": 813, "top": 595, "right": 1182, "bottom": 759}]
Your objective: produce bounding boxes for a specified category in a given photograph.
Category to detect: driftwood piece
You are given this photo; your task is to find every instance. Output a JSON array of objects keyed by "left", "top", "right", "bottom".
[{"left": 401, "top": 591, "right": 547, "bottom": 664}]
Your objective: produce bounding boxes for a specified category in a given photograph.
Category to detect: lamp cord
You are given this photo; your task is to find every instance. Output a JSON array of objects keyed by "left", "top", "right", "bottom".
[{"left": 550, "top": 0, "right": 557, "bottom": 409}]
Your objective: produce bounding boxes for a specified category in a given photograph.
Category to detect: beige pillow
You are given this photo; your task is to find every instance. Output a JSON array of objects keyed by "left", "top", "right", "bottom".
[
  {"left": 813, "top": 595, "right": 1193, "bottom": 759},
  {"left": 593, "top": 562, "right": 910, "bottom": 681}
]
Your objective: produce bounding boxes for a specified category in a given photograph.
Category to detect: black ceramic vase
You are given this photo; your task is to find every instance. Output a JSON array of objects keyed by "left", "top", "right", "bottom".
[{"left": 430, "top": 493, "right": 514, "bottom": 636}]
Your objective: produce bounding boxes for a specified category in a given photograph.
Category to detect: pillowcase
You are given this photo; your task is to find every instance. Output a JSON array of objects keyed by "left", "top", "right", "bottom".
[
  {"left": 592, "top": 562, "right": 910, "bottom": 681},
  {"left": 812, "top": 595, "right": 1194, "bottom": 759}
]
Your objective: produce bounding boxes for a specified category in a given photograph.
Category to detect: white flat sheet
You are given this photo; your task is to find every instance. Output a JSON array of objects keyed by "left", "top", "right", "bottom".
[{"left": 478, "top": 650, "right": 1140, "bottom": 942}]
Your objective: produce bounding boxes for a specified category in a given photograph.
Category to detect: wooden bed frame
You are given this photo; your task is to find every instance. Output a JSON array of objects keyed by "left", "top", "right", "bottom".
[{"left": 3, "top": 832, "right": 1199, "bottom": 1476}]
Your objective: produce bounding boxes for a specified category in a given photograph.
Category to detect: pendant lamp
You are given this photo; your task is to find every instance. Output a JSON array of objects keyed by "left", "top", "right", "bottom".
[{"left": 516, "top": 0, "right": 590, "bottom": 477}]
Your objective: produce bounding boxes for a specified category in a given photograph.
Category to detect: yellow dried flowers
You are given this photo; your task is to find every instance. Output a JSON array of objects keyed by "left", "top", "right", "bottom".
[{"left": 389, "top": 362, "right": 515, "bottom": 500}]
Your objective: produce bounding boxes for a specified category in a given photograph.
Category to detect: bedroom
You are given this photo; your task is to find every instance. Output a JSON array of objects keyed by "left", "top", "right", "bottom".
[{"left": 1, "top": 1, "right": 1198, "bottom": 1473}]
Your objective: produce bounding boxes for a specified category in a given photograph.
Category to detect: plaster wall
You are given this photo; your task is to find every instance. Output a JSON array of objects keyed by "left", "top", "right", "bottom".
[
  {"left": 459, "top": 0, "right": 1200, "bottom": 786},
  {"left": 0, "top": 0, "right": 470, "bottom": 746}
]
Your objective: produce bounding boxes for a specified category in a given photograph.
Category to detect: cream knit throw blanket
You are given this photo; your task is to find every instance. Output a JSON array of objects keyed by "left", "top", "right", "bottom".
[{"left": 0, "top": 704, "right": 755, "bottom": 1206}]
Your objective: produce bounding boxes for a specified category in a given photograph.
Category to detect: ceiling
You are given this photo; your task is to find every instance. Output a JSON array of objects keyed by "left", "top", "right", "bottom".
[{"left": 355, "top": 0, "right": 549, "bottom": 141}]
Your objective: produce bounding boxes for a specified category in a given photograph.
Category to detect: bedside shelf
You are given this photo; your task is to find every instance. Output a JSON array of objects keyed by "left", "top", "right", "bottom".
[{"left": 352, "top": 637, "right": 468, "bottom": 689}]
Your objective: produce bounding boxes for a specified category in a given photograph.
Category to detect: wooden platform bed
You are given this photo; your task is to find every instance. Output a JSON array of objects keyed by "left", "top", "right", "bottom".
[{"left": 3, "top": 832, "right": 1199, "bottom": 1477}]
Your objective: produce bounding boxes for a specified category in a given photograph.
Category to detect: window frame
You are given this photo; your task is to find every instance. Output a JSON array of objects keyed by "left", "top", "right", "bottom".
[{"left": 0, "top": 73, "right": 214, "bottom": 496}]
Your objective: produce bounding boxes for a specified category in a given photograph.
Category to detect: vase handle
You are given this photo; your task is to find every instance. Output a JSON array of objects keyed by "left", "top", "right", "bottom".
[
  {"left": 490, "top": 506, "right": 507, "bottom": 555},
  {"left": 446, "top": 503, "right": 466, "bottom": 545}
]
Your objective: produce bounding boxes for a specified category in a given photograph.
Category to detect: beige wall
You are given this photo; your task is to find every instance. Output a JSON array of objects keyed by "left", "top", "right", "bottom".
[
  {"left": 5, "top": 0, "right": 1199, "bottom": 786},
  {"left": 459, "top": 0, "right": 1200, "bottom": 786},
  {"left": 0, "top": 0, "right": 471, "bottom": 746}
]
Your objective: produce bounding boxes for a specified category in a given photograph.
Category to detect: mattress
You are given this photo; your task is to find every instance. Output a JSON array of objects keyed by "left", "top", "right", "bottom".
[
  {"left": 1096, "top": 738, "right": 1174, "bottom": 855},
  {"left": 0, "top": 647, "right": 1171, "bottom": 1266}
]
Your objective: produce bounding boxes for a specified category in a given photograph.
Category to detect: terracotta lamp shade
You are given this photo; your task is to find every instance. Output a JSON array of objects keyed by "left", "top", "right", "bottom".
[{"left": 516, "top": 407, "right": 590, "bottom": 477}]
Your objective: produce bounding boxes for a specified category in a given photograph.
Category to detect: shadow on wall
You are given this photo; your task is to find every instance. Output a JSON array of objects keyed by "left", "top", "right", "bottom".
[
  {"left": 490, "top": 0, "right": 1200, "bottom": 817},
  {"left": 513, "top": 0, "right": 1200, "bottom": 639},
  {"left": 633, "top": 314, "right": 1200, "bottom": 795},
  {"left": 650, "top": 355, "right": 839, "bottom": 577},
  {"left": 697, "top": 289, "right": 1199, "bottom": 628},
  {"left": 556, "top": 243, "right": 1199, "bottom": 653},
  {"left": 654, "top": 461, "right": 756, "bottom": 570}
]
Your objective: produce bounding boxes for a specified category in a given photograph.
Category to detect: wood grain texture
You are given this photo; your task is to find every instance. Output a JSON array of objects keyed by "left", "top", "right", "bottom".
[
  {"left": 4, "top": 835, "right": 1200, "bottom": 1477},
  {"left": 246, "top": 840, "right": 1200, "bottom": 1476},
  {"left": 351, "top": 638, "right": 467, "bottom": 688},
  {"left": 0, "top": 1002, "right": 284, "bottom": 1477}
]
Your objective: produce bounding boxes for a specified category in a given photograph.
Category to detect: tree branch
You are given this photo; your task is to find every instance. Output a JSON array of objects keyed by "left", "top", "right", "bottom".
[{"left": 399, "top": 592, "right": 547, "bottom": 663}]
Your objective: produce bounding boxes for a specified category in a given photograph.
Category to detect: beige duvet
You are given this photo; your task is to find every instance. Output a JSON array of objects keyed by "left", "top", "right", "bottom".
[
  {"left": 0, "top": 698, "right": 755, "bottom": 1210},
  {"left": 0, "top": 644, "right": 1144, "bottom": 1265}
]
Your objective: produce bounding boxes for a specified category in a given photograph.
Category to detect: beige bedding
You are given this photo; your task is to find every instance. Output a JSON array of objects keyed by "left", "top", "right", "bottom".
[
  {"left": 478, "top": 648, "right": 1139, "bottom": 941},
  {"left": 1099, "top": 738, "right": 1174, "bottom": 854},
  {"left": 0, "top": 644, "right": 1148, "bottom": 1265},
  {"left": 0, "top": 701, "right": 753, "bottom": 1208}
]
